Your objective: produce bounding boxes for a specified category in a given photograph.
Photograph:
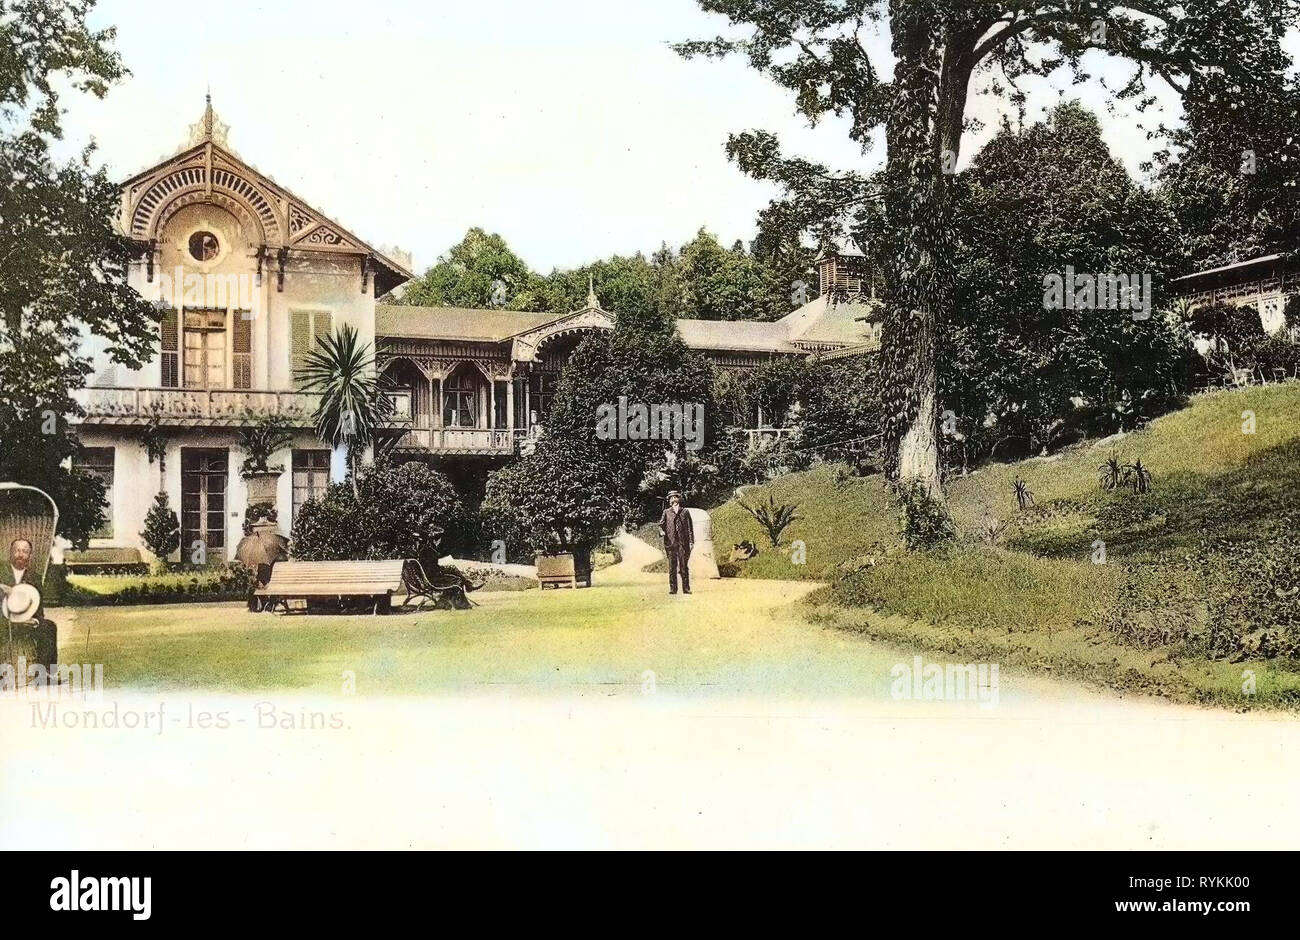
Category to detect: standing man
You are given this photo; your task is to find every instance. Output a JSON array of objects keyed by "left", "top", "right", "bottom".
[{"left": 658, "top": 490, "right": 694, "bottom": 595}]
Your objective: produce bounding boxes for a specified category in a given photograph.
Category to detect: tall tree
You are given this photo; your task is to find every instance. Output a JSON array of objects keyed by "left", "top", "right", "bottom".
[
  {"left": 393, "top": 227, "right": 535, "bottom": 308},
  {"left": 0, "top": 0, "right": 160, "bottom": 546},
  {"left": 1155, "top": 56, "right": 1300, "bottom": 268},
  {"left": 678, "top": 0, "right": 1300, "bottom": 497},
  {"left": 946, "top": 102, "right": 1197, "bottom": 462}
]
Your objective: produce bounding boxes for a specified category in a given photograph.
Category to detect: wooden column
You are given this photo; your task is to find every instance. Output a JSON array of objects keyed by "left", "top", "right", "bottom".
[
  {"left": 489, "top": 378, "right": 496, "bottom": 430},
  {"left": 506, "top": 374, "right": 515, "bottom": 432}
]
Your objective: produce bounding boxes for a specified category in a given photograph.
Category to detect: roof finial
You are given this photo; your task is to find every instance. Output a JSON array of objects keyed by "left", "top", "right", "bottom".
[
  {"left": 587, "top": 273, "right": 599, "bottom": 309},
  {"left": 187, "top": 88, "right": 229, "bottom": 148}
]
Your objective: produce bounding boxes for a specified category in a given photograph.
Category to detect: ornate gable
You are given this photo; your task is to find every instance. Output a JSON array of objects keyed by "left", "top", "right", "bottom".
[
  {"left": 121, "top": 96, "right": 411, "bottom": 293},
  {"left": 509, "top": 306, "right": 615, "bottom": 363}
]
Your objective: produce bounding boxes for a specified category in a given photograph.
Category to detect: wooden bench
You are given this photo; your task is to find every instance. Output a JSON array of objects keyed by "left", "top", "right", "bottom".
[
  {"left": 254, "top": 559, "right": 478, "bottom": 613},
  {"left": 64, "top": 547, "right": 144, "bottom": 573},
  {"left": 255, "top": 560, "right": 408, "bottom": 614}
]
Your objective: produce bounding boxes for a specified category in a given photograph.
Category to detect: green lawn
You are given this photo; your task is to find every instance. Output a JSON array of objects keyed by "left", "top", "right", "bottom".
[
  {"left": 703, "top": 384, "right": 1300, "bottom": 708},
  {"left": 54, "top": 576, "right": 931, "bottom": 698}
]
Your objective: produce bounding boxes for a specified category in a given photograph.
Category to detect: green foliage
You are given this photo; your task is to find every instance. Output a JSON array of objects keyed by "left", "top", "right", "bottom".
[
  {"left": 943, "top": 102, "right": 1197, "bottom": 464},
  {"left": 482, "top": 438, "right": 630, "bottom": 554},
  {"left": 1098, "top": 453, "right": 1124, "bottom": 491},
  {"left": 1123, "top": 459, "right": 1153, "bottom": 495},
  {"left": 1156, "top": 60, "right": 1300, "bottom": 269},
  {"left": 290, "top": 459, "right": 458, "bottom": 572},
  {"left": 1012, "top": 478, "right": 1035, "bottom": 511},
  {"left": 897, "top": 481, "right": 956, "bottom": 551},
  {"left": 296, "top": 323, "right": 393, "bottom": 492},
  {"left": 242, "top": 502, "right": 278, "bottom": 536},
  {"left": 545, "top": 314, "right": 717, "bottom": 519},
  {"left": 740, "top": 494, "right": 800, "bottom": 547},
  {"left": 797, "top": 354, "right": 882, "bottom": 470},
  {"left": 0, "top": 0, "right": 160, "bottom": 546},
  {"left": 394, "top": 227, "right": 534, "bottom": 308},
  {"left": 64, "top": 565, "right": 256, "bottom": 607},
  {"left": 391, "top": 226, "right": 812, "bottom": 324},
  {"left": 237, "top": 414, "right": 295, "bottom": 476},
  {"left": 140, "top": 491, "right": 180, "bottom": 561}
]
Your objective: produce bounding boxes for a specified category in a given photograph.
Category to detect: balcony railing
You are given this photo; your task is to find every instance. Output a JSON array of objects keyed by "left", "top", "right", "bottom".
[
  {"left": 390, "top": 424, "right": 514, "bottom": 455},
  {"left": 72, "top": 387, "right": 320, "bottom": 426}
]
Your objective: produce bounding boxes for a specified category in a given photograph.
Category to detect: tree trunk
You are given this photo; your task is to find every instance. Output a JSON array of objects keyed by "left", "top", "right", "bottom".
[{"left": 879, "top": 2, "right": 973, "bottom": 499}]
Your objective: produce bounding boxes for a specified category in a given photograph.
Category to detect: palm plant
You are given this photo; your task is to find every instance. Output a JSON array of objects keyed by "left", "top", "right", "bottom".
[
  {"left": 1123, "top": 458, "right": 1153, "bottom": 494},
  {"left": 1012, "top": 478, "right": 1035, "bottom": 511},
  {"left": 976, "top": 513, "right": 1009, "bottom": 546},
  {"left": 741, "top": 495, "right": 801, "bottom": 547},
  {"left": 296, "top": 323, "right": 393, "bottom": 499},
  {"left": 1097, "top": 452, "right": 1124, "bottom": 491},
  {"left": 237, "top": 413, "right": 295, "bottom": 476}
]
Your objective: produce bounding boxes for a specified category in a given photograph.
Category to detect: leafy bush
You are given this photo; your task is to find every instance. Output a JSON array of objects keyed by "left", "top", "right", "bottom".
[
  {"left": 483, "top": 438, "right": 631, "bottom": 554},
  {"left": 64, "top": 565, "right": 256, "bottom": 606},
  {"left": 897, "top": 482, "right": 957, "bottom": 551},
  {"left": 290, "top": 459, "right": 458, "bottom": 571},
  {"left": 140, "top": 491, "right": 180, "bottom": 561}
]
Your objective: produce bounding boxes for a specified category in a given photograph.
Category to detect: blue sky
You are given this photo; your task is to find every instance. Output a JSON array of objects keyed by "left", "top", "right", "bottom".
[{"left": 53, "top": 0, "right": 1299, "bottom": 274}]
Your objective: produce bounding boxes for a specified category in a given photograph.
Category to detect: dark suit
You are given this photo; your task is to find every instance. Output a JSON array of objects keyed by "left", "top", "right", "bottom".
[
  {"left": 658, "top": 506, "right": 694, "bottom": 594},
  {"left": 1, "top": 565, "right": 57, "bottom": 676}
]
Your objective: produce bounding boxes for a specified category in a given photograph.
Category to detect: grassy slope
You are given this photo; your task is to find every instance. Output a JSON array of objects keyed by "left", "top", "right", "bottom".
[{"left": 706, "top": 385, "right": 1300, "bottom": 707}]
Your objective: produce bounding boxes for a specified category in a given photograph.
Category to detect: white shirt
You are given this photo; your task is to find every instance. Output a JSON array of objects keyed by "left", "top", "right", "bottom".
[{"left": 11, "top": 566, "right": 24, "bottom": 584}]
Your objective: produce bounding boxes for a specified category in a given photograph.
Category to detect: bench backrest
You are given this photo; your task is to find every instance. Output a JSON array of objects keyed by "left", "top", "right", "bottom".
[{"left": 257, "top": 559, "right": 407, "bottom": 596}]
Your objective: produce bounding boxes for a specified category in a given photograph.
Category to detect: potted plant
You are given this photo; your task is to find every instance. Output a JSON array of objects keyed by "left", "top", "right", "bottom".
[
  {"left": 238, "top": 413, "right": 295, "bottom": 505},
  {"left": 482, "top": 439, "right": 628, "bottom": 589}
]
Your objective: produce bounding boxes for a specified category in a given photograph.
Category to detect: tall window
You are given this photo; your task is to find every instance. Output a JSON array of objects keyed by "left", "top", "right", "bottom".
[
  {"left": 183, "top": 308, "right": 227, "bottom": 389},
  {"left": 292, "top": 450, "right": 331, "bottom": 522},
  {"left": 76, "top": 448, "right": 115, "bottom": 539},
  {"left": 443, "top": 371, "right": 477, "bottom": 428},
  {"left": 291, "top": 310, "right": 333, "bottom": 390},
  {"left": 529, "top": 372, "right": 560, "bottom": 423}
]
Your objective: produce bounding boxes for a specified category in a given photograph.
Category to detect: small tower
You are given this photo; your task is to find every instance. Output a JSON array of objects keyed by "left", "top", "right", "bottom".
[{"left": 815, "top": 240, "right": 871, "bottom": 300}]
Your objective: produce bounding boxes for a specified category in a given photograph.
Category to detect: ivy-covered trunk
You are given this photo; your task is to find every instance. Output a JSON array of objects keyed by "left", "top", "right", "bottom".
[{"left": 880, "top": 2, "right": 971, "bottom": 498}]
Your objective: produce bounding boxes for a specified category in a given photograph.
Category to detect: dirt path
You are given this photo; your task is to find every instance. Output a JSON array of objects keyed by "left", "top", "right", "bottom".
[{"left": 2, "top": 554, "right": 1298, "bottom": 849}]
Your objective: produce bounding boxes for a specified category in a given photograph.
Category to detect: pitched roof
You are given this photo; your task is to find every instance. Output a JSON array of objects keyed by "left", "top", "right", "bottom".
[
  {"left": 375, "top": 292, "right": 881, "bottom": 354},
  {"left": 376, "top": 305, "right": 566, "bottom": 342},
  {"left": 674, "top": 318, "right": 798, "bottom": 353}
]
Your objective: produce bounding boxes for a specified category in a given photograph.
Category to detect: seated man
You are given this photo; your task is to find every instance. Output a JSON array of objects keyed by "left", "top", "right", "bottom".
[{"left": 2, "top": 538, "right": 58, "bottom": 677}]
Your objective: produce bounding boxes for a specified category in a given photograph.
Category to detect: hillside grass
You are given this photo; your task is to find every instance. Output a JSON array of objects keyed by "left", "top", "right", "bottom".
[{"left": 707, "top": 384, "right": 1300, "bottom": 708}]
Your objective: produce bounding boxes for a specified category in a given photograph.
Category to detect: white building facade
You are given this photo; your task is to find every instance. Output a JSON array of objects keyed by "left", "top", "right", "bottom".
[{"left": 70, "top": 101, "right": 411, "bottom": 564}]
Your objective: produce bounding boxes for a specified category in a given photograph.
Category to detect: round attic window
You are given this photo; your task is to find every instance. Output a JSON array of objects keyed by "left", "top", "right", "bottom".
[{"left": 188, "top": 231, "right": 220, "bottom": 262}]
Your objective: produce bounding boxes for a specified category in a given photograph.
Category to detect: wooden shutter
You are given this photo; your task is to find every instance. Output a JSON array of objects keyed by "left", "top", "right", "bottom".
[
  {"left": 160, "top": 308, "right": 179, "bottom": 388},
  {"left": 292, "top": 311, "right": 333, "bottom": 389},
  {"left": 291, "top": 311, "right": 311, "bottom": 389},
  {"left": 313, "top": 311, "right": 332, "bottom": 345},
  {"left": 232, "top": 311, "right": 252, "bottom": 389}
]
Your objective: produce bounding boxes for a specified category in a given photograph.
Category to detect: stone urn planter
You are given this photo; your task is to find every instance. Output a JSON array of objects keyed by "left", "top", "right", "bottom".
[{"left": 242, "top": 470, "right": 281, "bottom": 506}]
